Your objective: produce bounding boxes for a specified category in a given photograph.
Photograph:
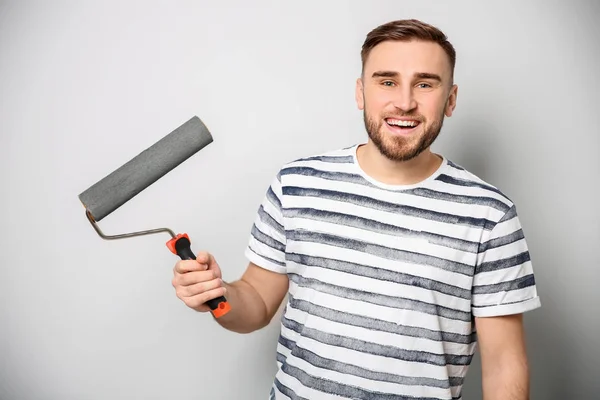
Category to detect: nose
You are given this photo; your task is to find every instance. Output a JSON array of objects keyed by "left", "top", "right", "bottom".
[{"left": 392, "top": 86, "right": 417, "bottom": 112}]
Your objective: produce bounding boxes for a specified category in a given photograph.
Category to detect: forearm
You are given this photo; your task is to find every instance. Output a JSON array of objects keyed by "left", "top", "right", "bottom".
[
  {"left": 482, "top": 356, "right": 530, "bottom": 400},
  {"left": 214, "top": 279, "right": 269, "bottom": 334}
]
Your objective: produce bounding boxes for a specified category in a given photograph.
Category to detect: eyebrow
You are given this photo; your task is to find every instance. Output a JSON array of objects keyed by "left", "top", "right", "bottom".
[
  {"left": 371, "top": 71, "right": 399, "bottom": 78},
  {"left": 414, "top": 72, "right": 442, "bottom": 82},
  {"left": 371, "top": 71, "right": 442, "bottom": 82}
]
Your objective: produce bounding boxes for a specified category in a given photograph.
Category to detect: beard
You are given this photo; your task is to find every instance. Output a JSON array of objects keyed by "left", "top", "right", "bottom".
[{"left": 363, "top": 107, "right": 445, "bottom": 162}]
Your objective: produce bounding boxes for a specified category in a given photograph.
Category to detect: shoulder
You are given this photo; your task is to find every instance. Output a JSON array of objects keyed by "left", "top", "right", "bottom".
[
  {"left": 438, "top": 158, "right": 517, "bottom": 221},
  {"left": 283, "top": 144, "right": 356, "bottom": 167},
  {"left": 276, "top": 144, "right": 357, "bottom": 176}
]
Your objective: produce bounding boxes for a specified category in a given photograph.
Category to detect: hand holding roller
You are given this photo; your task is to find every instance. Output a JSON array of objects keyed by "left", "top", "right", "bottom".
[{"left": 78, "top": 116, "right": 231, "bottom": 319}]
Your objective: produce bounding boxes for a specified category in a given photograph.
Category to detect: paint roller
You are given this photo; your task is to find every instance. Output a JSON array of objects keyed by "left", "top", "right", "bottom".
[{"left": 78, "top": 115, "right": 231, "bottom": 318}]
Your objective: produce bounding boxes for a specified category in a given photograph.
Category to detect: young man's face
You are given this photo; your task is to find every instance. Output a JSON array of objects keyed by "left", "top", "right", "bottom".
[{"left": 356, "top": 40, "right": 458, "bottom": 162}]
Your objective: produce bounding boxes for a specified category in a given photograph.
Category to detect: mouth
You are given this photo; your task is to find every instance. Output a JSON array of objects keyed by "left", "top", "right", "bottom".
[{"left": 384, "top": 118, "right": 421, "bottom": 135}]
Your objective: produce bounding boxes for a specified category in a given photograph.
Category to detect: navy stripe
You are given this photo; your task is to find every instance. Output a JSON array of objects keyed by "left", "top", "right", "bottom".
[
  {"left": 435, "top": 174, "right": 505, "bottom": 198},
  {"left": 472, "top": 274, "right": 536, "bottom": 295},
  {"left": 288, "top": 295, "right": 476, "bottom": 344},
  {"left": 479, "top": 228, "right": 525, "bottom": 253},
  {"left": 294, "top": 155, "right": 354, "bottom": 164},
  {"left": 287, "top": 229, "right": 475, "bottom": 276},
  {"left": 282, "top": 316, "right": 474, "bottom": 367},
  {"left": 447, "top": 160, "right": 465, "bottom": 171},
  {"left": 281, "top": 166, "right": 368, "bottom": 186},
  {"left": 407, "top": 187, "right": 510, "bottom": 213},
  {"left": 278, "top": 337, "right": 463, "bottom": 396},
  {"left": 286, "top": 253, "right": 472, "bottom": 299},
  {"left": 278, "top": 355, "right": 459, "bottom": 399},
  {"left": 279, "top": 332, "right": 297, "bottom": 351},
  {"left": 276, "top": 351, "right": 287, "bottom": 365},
  {"left": 472, "top": 296, "right": 537, "bottom": 308},
  {"left": 475, "top": 251, "right": 531, "bottom": 274},
  {"left": 498, "top": 204, "right": 518, "bottom": 222},
  {"left": 477, "top": 206, "right": 521, "bottom": 252},
  {"left": 246, "top": 244, "right": 286, "bottom": 267},
  {"left": 288, "top": 273, "right": 473, "bottom": 322},
  {"left": 281, "top": 165, "right": 510, "bottom": 212},
  {"left": 281, "top": 166, "right": 509, "bottom": 212},
  {"left": 257, "top": 205, "right": 285, "bottom": 235},
  {"left": 279, "top": 336, "right": 464, "bottom": 390},
  {"left": 267, "top": 186, "right": 282, "bottom": 210},
  {"left": 251, "top": 224, "right": 285, "bottom": 252},
  {"left": 283, "top": 186, "right": 496, "bottom": 230},
  {"left": 285, "top": 207, "right": 480, "bottom": 254},
  {"left": 274, "top": 378, "right": 309, "bottom": 400}
]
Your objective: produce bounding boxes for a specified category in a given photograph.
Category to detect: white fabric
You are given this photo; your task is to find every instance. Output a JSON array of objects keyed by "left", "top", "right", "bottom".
[{"left": 245, "top": 144, "right": 541, "bottom": 400}]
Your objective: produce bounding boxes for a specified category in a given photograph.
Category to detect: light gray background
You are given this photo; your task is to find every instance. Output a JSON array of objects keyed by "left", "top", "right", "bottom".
[{"left": 1, "top": 1, "right": 598, "bottom": 399}]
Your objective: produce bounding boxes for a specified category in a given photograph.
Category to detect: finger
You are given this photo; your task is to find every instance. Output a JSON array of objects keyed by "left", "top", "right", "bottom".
[
  {"left": 180, "top": 278, "right": 223, "bottom": 297},
  {"left": 196, "top": 251, "right": 222, "bottom": 278},
  {"left": 174, "top": 260, "right": 208, "bottom": 274},
  {"left": 182, "top": 286, "right": 227, "bottom": 310},
  {"left": 195, "top": 251, "right": 212, "bottom": 265},
  {"left": 174, "top": 270, "right": 217, "bottom": 287}
]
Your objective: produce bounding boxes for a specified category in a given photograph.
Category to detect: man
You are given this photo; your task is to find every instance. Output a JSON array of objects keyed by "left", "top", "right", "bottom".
[{"left": 172, "top": 19, "right": 541, "bottom": 400}]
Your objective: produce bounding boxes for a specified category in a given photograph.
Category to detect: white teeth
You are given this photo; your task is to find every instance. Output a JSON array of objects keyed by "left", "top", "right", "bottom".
[{"left": 387, "top": 119, "right": 418, "bottom": 127}]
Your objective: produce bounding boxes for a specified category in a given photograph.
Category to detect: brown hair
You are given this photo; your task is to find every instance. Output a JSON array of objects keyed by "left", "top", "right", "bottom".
[{"left": 361, "top": 19, "right": 456, "bottom": 80}]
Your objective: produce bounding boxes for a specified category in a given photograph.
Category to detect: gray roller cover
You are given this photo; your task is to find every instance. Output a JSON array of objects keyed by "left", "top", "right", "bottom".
[{"left": 79, "top": 116, "right": 213, "bottom": 221}]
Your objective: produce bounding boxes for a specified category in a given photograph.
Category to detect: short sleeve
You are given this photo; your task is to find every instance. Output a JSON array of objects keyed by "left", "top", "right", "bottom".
[
  {"left": 472, "top": 204, "right": 541, "bottom": 317},
  {"left": 244, "top": 171, "right": 287, "bottom": 274}
]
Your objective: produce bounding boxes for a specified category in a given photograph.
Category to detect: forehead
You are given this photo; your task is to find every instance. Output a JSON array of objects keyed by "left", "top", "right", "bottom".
[{"left": 364, "top": 40, "right": 451, "bottom": 79}]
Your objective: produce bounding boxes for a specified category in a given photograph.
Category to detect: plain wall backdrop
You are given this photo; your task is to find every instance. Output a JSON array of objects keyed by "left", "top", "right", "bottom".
[{"left": 1, "top": 1, "right": 598, "bottom": 399}]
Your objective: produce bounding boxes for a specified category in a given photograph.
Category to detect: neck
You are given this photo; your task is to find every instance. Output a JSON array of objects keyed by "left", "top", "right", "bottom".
[{"left": 356, "top": 140, "right": 443, "bottom": 186}]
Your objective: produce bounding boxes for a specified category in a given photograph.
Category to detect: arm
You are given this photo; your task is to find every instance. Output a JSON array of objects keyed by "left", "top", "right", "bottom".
[
  {"left": 471, "top": 204, "right": 541, "bottom": 399},
  {"left": 475, "top": 313, "right": 530, "bottom": 400},
  {"left": 173, "top": 169, "right": 290, "bottom": 333},
  {"left": 172, "top": 254, "right": 289, "bottom": 334},
  {"left": 217, "top": 262, "right": 289, "bottom": 333},
  {"left": 216, "top": 170, "right": 290, "bottom": 333}
]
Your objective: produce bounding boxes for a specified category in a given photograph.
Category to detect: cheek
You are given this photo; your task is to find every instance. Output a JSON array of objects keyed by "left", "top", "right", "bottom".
[
  {"left": 416, "top": 94, "right": 446, "bottom": 117},
  {"left": 364, "top": 92, "right": 390, "bottom": 113}
]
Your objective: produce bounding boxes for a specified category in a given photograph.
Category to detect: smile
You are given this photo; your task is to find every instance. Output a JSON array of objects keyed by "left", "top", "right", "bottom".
[
  {"left": 384, "top": 118, "right": 421, "bottom": 135},
  {"left": 385, "top": 118, "right": 420, "bottom": 128}
]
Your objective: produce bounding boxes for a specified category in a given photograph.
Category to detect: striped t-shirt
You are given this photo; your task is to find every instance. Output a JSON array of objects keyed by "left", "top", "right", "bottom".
[{"left": 244, "top": 144, "right": 541, "bottom": 400}]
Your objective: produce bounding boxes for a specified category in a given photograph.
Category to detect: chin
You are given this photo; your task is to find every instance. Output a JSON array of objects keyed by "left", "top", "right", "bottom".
[
  {"left": 376, "top": 139, "right": 422, "bottom": 161},
  {"left": 372, "top": 127, "right": 432, "bottom": 162}
]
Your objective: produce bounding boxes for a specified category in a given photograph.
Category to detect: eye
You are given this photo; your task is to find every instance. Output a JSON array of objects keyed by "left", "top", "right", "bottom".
[
  {"left": 416, "top": 82, "right": 432, "bottom": 89},
  {"left": 381, "top": 80, "right": 396, "bottom": 87}
]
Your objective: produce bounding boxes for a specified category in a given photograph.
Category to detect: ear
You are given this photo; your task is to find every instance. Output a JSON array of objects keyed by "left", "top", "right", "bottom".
[
  {"left": 444, "top": 84, "right": 458, "bottom": 117},
  {"left": 355, "top": 77, "right": 365, "bottom": 110}
]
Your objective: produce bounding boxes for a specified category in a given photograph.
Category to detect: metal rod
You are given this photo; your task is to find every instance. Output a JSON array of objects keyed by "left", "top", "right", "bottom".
[{"left": 85, "top": 210, "right": 176, "bottom": 240}]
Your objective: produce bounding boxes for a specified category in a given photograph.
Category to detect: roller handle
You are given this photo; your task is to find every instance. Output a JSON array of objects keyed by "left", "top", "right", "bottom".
[{"left": 167, "top": 234, "right": 231, "bottom": 318}]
